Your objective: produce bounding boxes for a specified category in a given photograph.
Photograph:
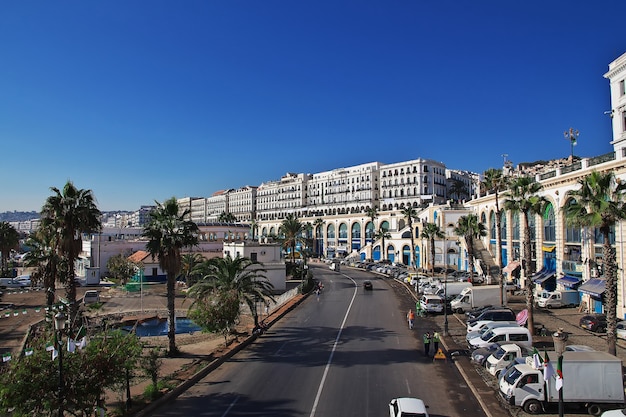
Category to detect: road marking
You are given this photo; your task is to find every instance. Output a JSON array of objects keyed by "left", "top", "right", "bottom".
[
  {"left": 274, "top": 341, "right": 287, "bottom": 356},
  {"left": 405, "top": 378, "right": 411, "bottom": 394},
  {"left": 309, "top": 276, "right": 358, "bottom": 417},
  {"left": 220, "top": 394, "right": 239, "bottom": 417}
]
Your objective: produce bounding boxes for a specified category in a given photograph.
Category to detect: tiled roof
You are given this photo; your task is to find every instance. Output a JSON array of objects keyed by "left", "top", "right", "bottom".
[{"left": 128, "top": 250, "right": 151, "bottom": 263}]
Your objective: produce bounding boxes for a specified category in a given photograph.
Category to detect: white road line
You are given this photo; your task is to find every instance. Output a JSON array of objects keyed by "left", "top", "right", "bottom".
[
  {"left": 309, "top": 275, "right": 358, "bottom": 417},
  {"left": 274, "top": 341, "right": 287, "bottom": 356},
  {"left": 220, "top": 395, "right": 239, "bottom": 417}
]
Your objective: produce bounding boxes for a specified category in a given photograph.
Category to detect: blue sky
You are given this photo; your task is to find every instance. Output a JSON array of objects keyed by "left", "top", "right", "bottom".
[{"left": 1, "top": 1, "right": 625, "bottom": 212}]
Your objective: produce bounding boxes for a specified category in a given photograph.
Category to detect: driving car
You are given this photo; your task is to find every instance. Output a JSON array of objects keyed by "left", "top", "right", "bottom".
[
  {"left": 579, "top": 314, "right": 607, "bottom": 333},
  {"left": 363, "top": 281, "right": 373, "bottom": 290},
  {"left": 389, "top": 397, "right": 429, "bottom": 417}
]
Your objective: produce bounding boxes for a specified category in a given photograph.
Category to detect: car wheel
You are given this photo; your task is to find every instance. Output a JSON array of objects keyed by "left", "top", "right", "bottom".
[{"left": 523, "top": 399, "right": 542, "bottom": 414}]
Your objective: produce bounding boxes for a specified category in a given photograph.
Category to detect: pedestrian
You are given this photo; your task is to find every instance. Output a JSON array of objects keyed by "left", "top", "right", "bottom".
[
  {"left": 407, "top": 309, "right": 415, "bottom": 329},
  {"left": 432, "top": 331, "right": 440, "bottom": 353},
  {"left": 423, "top": 331, "right": 432, "bottom": 356}
]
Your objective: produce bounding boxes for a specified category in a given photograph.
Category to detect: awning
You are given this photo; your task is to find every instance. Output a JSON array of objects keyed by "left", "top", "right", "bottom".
[
  {"left": 542, "top": 245, "right": 556, "bottom": 252},
  {"left": 503, "top": 261, "right": 521, "bottom": 274},
  {"left": 534, "top": 272, "right": 555, "bottom": 285},
  {"left": 578, "top": 279, "right": 606, "bottom": 298},
  {"left": 531, "top": 268, "right": 548, "bottom": 282},
  {"left": 557, "top": 275, "right": 582, "bottom": 288}
]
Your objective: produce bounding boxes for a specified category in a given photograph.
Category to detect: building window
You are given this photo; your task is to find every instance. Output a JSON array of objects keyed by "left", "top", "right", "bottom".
[{"left": 620, "top": 79, "right": 626, "bottom": 96}]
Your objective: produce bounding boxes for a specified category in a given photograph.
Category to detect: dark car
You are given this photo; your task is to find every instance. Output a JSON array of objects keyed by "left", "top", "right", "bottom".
[
  {"left": 470, "top": 342, "right": 501, "bottom": 366},
  {"left": 466, "top": 305, "right": 496, "bottom": 320},
  {"left": 363, "top": 281, "right": 373, "bottom": 290},
  {"left": 579, "top": 314, "right": 607, "bottom": 333},
  {"left": 467, "top": 308, "right": 516, "bottom": 330}
]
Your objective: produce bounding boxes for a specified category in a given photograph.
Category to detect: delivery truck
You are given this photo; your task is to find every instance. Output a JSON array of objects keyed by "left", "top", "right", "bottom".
[
  {"left": 499, "top": 351, "right": 624, "bottom": 415},
  {"left": 434, "top": 282, "right": 473, "bottom": 299},
  {"left": 450, "top": 285, "right": 504, "bottom": 314},
  {"left": 536, "top": 290, "right": 580, "bottom": 308}
]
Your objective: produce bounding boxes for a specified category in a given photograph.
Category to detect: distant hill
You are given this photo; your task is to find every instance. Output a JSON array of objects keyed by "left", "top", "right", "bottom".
[{"left": 0, "top": 211, "right": 39, "bottom": 222}]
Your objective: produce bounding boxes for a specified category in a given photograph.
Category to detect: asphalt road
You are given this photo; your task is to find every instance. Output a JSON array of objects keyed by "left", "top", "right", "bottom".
[{"left": 149, "top": 265, "right": 487, "bottom": 417}]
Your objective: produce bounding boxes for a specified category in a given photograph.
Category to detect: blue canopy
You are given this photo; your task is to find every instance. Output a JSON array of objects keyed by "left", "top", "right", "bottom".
[
  {"left": 578, "top": 278, "right": 606, "bottom": 298},
  {"left": 557, "top": 275, "right": 582, "bottom": 288}
]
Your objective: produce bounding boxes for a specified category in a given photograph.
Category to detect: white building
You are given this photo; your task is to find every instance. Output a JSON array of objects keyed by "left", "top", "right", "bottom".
[{"left": 223, "top": 241, "right": 286, "bottom": 291}]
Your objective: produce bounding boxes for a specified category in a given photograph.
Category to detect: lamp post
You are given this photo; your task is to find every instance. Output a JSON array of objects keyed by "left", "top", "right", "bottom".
[
  {"left": 443, "top": 212, "right": 449, "bottom": 336},
  {"left": 564, "top": 128, "right": 579, "bottom": 160},
  {"left": 54, "top": 311, "right": 67, "bottom": 417},
  {"left": 552, "top": 328, "right": 569, "bottom": 417}
]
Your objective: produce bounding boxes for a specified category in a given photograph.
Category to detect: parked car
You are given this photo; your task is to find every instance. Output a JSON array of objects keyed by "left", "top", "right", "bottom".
[
  {"left": 389, "top": 397, "right": 429, "bottom": 417},
  {"left": 617, "top": 321, "right": 626, "bottom": 340},
  {"left": 419, "top": 294, "right": 444, "bottom": 314},
  {"left": 466, "top": 308, "right": 516, "bottom": 333},
  {"left": 579, "top": 314, "right": 607, "bottom": 333},
  {"left": 470, "top": 342, "right": 502, "bottom": 366},
  {"left": 565, "top": 345, "right": 595, "bottom": 352},
  {"left": 363, "top": 281, "right": 373, "bottom": 290},
  {"left": 83, "top": 290, "right": 101, "bottom": 305}
]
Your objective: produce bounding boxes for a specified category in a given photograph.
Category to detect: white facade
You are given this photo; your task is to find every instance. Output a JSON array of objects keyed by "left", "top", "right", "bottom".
[
  {"left": 206, "top": 191, "right": 229, "bottom": 222},
  {"left": 228, "top": 186, "right": 257, "bottom": 222},
  {"left": 257, "top": 173, "right": 311, "bottom": 221},
  {"left": 223, "top": 241, "right": 286, "bottom": 291}
]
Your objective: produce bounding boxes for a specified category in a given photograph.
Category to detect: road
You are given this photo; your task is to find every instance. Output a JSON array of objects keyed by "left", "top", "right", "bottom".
[{"left": 150, "top": 265, "right": 487, "bottom": 417}]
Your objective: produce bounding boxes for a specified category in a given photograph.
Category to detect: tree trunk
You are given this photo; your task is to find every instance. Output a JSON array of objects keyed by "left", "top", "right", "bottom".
[
  {"left": 495, "top": 193, "right": 504, "bottom": 305},
  {"left": 604, "top": 232, "right": 617, "bottom": 356},
  {"left": 167, "top": 273, "right": 177, "bottom": 356},
  {"left": 523, "top": 213, "right": 535, "bottom": 336}
]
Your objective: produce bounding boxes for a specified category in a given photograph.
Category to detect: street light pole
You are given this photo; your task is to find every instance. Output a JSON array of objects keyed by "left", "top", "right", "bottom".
[
  {"left": 552, "top": 328, "right": 569, "bottom": 417},
  {"left": 443, "top": 212, "right": 449, "bottom": 336},
  {"left": 564, "top": 128, "right": 579, "bottom": 160},
  {"left": 54, "top": 311, "right": 67, "bottom": 417}
]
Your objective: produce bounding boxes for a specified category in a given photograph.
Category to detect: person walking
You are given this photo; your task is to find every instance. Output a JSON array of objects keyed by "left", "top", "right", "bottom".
[
  {"left": 432, "top": 331, "right": 440, "bottom": 354},
  {"left": 407, "top": 309, "right": 415, "bottom": 329},
  {"left": 423, "top": 331, "right": 432, "bottom": 357}
]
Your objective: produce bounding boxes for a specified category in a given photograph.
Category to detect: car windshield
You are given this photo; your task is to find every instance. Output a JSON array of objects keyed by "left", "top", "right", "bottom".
[
  {"left": 503, "top": 367, "right": 522, "bottom": 385},
  {"left": 493, "top": 347, "right": 506, "bottom": 359},
  {"left": 481, "top": 330, "right": 495, "bottom": 341}
]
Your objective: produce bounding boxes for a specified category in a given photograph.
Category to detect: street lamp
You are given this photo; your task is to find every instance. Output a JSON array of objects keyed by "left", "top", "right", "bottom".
[
  {"left": 564, "top": 128, "right": 579, "bottom": 160},
  {"left": 54, "top": 311, "right": 67, "bottom": 417},
  {"left": 552, "top": 328, "right": 569, "bottom": 417}
]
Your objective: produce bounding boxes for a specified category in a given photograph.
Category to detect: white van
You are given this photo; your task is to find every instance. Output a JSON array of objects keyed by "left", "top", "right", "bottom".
[
  {"left": 468, "top": 326, "right": 532, "bottom": 350},
  {"left": 419, "top": 294, "right": 444, "bottom": 313}
]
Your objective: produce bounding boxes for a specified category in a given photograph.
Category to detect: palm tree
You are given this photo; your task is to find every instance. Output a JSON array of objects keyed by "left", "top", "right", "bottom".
[
  {"left": 481, "top": 168, "right": 510, "bottom": 305},
  {"left": 450, "top": 179, "right": 469, "bottom": 201},
  {"left": 144, "top": 197, "right": 199, "bottom": 356},
  {"left": 181, "top": 253, "right": 205, "bottom": 287},
  {"left": 400, "top": 206, "right": 418, "bottom": 269},
  {"left": 374, "top": 225, "right": 391, "bottom": 262},
  {"left": 218, "top": 212, "right": 237, "bottom": 223},
  {"left": 504, "top": 176, "right": 547, "bottom": 336},
  {"left": 187, "top": 254, "right": 275, "bottom": 327},
  {"left": 313, "top": 218, "right": 325, "bottom": 257},
  {"left": 563, "top": 171, "right": 626, "bottom": 355},
  {"left": 249, "top": 219, "right": 258, "bottom": 240},
  {"left": 365, "top": 206, "right": 378, "bottom": 242},
  {"left": 454, "top": 215, "right": 487, "bottom": 283},
  {"left": 40, "top": 181, "right": 102, "bottom": 324},
  {"left": 279, "top": 214, "right": 304, "bottom": 264},
  {"left": 421, "top": 222, "right": 444, "bottom": 276},
  {"left": 0, "top": 222, "right": 19, "bottom": 277},
  {"left": 23, "top": 226, "right": 61, "bottom": 306}
]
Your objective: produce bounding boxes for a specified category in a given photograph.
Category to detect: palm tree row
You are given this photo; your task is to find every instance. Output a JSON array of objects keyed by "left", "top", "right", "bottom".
[{"left": 0, "top": 221, "right": 20, "bottom": 277}]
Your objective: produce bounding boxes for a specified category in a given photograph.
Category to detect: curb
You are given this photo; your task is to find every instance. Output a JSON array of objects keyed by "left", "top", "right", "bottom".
[{"left": 132, "top": 291, "right": 310, "bottom": 417}]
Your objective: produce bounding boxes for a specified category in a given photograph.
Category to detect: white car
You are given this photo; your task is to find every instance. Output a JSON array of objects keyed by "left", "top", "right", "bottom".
[
  {"left": 617, "top": 321, "right": 626, "bottom": 340},
  {"left": 389, "top": 397, "right": 429, "bottom": 417}
]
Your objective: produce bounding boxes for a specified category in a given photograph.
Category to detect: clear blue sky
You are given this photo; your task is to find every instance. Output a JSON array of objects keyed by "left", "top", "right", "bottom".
[{"left": 1, "top": 1, "right": 624, "bottom": 212}]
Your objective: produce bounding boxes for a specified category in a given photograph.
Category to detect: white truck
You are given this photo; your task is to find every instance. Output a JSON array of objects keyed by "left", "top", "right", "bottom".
[
  {"left": 434, "top": 282, "right": 473, "bottom": 299},
  {"left": 536, "top": 290, "right": 580, "bottom": 308},
  {"left": 499, "top": 351, "right": 624, "bottom": 415},
  {"left": 450, "top": 285, "right": 504, "bottom": 314}
]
